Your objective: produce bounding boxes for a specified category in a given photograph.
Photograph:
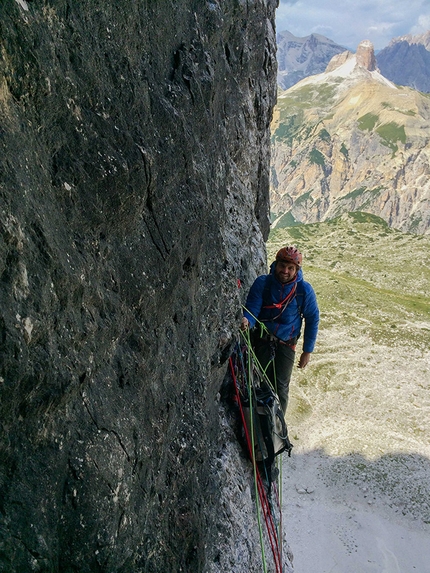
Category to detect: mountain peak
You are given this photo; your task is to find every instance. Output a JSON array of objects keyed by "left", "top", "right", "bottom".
[
  {"left": 388, "top": 30, "right": 430, "bottom": 50},
  {"left": 356, "top": 40, "right": 378, "bottom": 71},
  {"left": 377, "top": 31, "right": 430, "bottom": 92},
  {"left": 325, "top": 40, "right": 378, "bottom": 74},
  {"left": 276, "top": 29, "right": 347, "bottom": 90},
  {"left": 292, "top": 40, "right": 395, "bottom": 92}
]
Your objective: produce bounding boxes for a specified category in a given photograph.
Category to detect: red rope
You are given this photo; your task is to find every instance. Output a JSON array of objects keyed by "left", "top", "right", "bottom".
[
  {"left": 229, "top": 355, "right": 283, "bottom": 573},
  {"left": 262, "top": 278, "right": 298, "bottom": 310}
]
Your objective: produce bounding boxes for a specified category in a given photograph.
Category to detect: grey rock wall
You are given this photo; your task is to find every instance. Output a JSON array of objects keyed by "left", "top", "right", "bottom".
[
  {"left": 0, "top": 1, "right": 281, "bottom": 571},
  {"left": 377, "top": 40, "right": 430, "bottom": 93}
]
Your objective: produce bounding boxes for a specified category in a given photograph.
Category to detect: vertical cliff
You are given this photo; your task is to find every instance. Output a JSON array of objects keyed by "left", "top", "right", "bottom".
[{"left": 0, "top": 1, "right": 280, "bottom": 571}]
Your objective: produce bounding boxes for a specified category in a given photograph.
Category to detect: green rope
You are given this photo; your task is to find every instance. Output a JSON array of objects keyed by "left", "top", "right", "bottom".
[
  {"left": 241, "top": 328, "right": 268, "bottom": 573},
  {"left": 241, "top": 308, "right": 278, "bottom": 393},
  {"left": 241, "top": 322, "right": 286, "bottom": 570},
  {"left": 270, "top": 356, "right": 284, "bottom": 548},
  {"left": 278, "top": 458, "right": 283, "bottom": 563}
]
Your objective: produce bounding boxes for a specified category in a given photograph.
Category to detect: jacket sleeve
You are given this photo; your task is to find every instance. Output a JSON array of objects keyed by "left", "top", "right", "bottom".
[
  {"left": 302, "top": 283, "right": 319, "bottom": 353},
  {"left": 243, "top": 275, "right": 266, "bottom": 327}
]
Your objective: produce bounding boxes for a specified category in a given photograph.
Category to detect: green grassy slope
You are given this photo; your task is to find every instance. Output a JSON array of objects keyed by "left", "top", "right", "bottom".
[{"left": 267, "top": 213, "right": 430, "bottom": 461}]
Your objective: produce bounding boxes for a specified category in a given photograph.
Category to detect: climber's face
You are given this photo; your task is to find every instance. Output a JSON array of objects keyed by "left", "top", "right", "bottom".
[{"left": 275, "top": 261, "right": 298, "bottom": 284}]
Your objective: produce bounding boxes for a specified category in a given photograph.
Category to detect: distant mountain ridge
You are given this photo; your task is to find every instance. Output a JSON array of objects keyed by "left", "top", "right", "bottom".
[
  {"left": 387, "top": 30, "right": 430, "bottom": 49},
  {"left": 276, "top": 30, "right": 346, "bottom": 90},
  {"left": 376, "top": 31, "right": 430, "bottom": 93},
  {"left": 271, "top": 41, "right": 430, "bottom": 234},
  {"left": 277, "top": 29, "right": 430, "bottom": 93}
]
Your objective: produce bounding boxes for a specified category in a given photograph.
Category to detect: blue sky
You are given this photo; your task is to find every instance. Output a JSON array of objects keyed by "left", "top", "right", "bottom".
[{"left": 276, "top": 0, "right": 430, "bottom": 51}]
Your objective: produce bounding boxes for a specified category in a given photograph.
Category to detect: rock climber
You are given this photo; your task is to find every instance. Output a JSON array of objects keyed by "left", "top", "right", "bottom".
[{"left": 240, "top": 246, "right": 319, "bottom": 414}]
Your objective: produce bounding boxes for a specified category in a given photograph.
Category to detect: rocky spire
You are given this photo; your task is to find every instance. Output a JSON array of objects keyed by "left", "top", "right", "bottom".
[
  {"left": 325, "top": 50, "right": 354, "bottom": 72},
  {"left": 356, "top": 39, "right": 378, "bottom": 71}
]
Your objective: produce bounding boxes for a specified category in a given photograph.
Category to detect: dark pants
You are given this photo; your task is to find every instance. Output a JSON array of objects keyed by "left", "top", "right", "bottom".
[{"left": 253, "top": 336, "right": 296, "bottom": 414}]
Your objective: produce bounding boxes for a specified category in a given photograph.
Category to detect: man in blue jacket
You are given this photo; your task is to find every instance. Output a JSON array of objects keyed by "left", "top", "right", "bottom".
[{"left": 240, "top": 246, "right": 319, "bottom": 414}]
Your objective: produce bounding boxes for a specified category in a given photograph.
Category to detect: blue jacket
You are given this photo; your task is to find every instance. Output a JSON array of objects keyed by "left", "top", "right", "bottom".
[{"left": 243, "top": 266, "right": 319, "bottom": 352}]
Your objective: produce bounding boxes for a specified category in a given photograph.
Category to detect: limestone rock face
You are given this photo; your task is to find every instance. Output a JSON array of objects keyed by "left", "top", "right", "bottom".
[
  {"left": 0, "top": 1, "right": 282, "bottom": 571},
  {"left": 325, "top": 50, "right": 354, "bottom": 73},
  {"left": 356, "top": 40, "right": 378, "bottom": 71}
]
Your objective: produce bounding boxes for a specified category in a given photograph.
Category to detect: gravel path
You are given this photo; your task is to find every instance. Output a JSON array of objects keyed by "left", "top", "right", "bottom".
[
  {"left": 281, "top": 337, "right": 430, "bottom": 573},
  {"left": 282, "top": 447, "right": 430, "bottom": 572}
]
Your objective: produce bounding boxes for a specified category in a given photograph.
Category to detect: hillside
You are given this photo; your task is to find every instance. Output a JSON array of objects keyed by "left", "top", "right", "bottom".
[
  {"left": 268, "top": 215, "right": 430, "bottom": 569},
  {"left": 271, "top": 41, "right": 430, "bottom": 235}
]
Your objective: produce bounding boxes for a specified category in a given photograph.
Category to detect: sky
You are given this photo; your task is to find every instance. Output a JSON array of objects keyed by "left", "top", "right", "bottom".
[{"left": 276, "top": 0, "right": 430, "bottom": 51}]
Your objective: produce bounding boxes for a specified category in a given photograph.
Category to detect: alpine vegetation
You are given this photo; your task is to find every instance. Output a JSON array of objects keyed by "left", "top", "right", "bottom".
[{"left": 271, "top": 41, "right": 430, "bottom": 235}]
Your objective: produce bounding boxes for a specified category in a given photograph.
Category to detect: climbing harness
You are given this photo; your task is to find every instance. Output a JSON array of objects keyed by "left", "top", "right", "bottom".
[
  {"left": 260, "top": 274, "right": 305, "bottom": 322},
  {"left": 261, "top": 281, "right": 298, "bottom": 321}
]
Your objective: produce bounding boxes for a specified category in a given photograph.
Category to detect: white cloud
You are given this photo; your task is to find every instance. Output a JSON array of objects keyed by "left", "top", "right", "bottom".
[
  {"left": 276, "top": 0, "right": 430, "bottom": 50},
  {"left": 411, "top": 14, "right": 430, "bottom": 34}
]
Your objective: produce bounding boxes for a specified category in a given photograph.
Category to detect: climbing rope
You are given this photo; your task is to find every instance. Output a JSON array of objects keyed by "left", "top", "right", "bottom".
[{"left": 229, "top": 330, "right": 285, "bottom": 573}]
